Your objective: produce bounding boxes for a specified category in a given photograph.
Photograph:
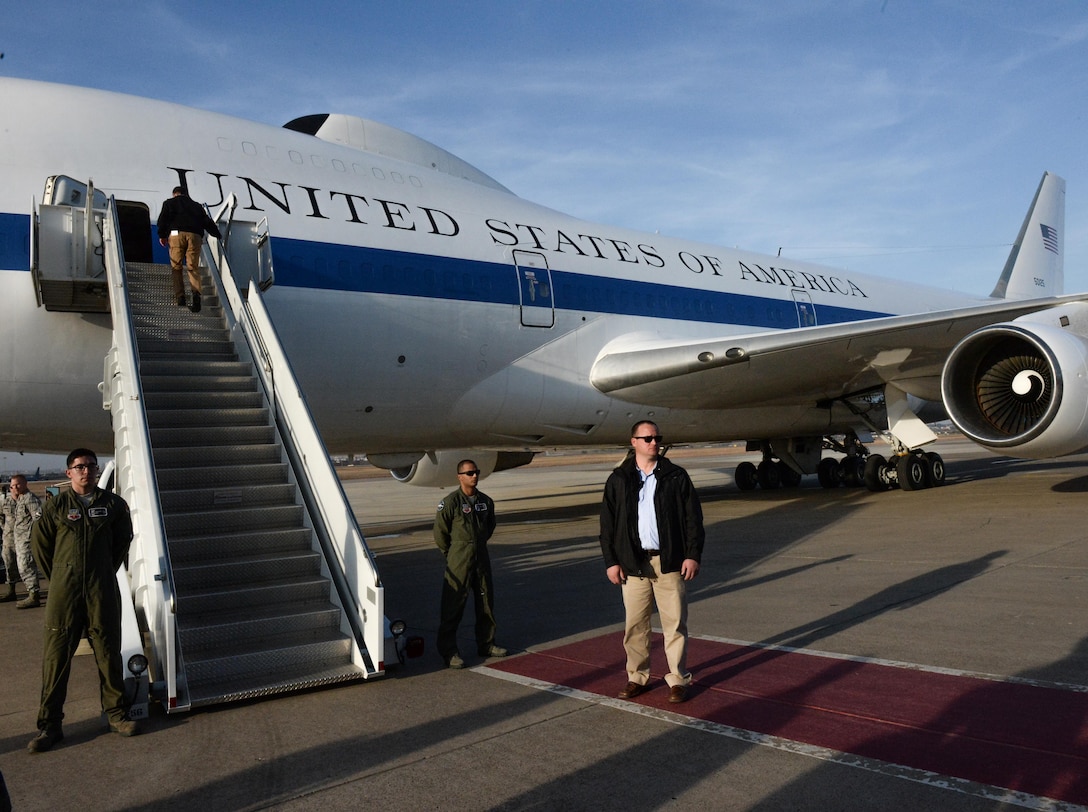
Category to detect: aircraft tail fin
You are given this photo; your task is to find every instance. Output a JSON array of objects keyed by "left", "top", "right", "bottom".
[{"left": 991, "top": 171, "right": 1065, "bottom": 299}]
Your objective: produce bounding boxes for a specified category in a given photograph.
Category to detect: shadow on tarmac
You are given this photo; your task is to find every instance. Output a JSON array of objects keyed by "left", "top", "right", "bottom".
[{"left": 5, "top": 447, "right": 1088, "bottom": 810}]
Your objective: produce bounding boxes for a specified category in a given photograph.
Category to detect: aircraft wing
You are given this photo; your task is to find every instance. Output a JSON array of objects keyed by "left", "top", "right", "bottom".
[{"left": 590, "top": 294, "right": 1088, "bottom": 409}]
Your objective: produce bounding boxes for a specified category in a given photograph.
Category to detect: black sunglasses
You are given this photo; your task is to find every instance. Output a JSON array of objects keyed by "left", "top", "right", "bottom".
[
  {"left": 633, "top": 435, "right": 663, "bottom": 443},
  {"left": 458, "top": 470, "right": 481, "bottom": 476}
]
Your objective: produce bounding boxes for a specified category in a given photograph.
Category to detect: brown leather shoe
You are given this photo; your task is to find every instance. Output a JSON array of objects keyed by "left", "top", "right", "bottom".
[
  {"left": 667, "top": 685, "right": 688, "bottom": 704},
  {"left": 617, "top": 681, "right": 648, "bottom": 699}
]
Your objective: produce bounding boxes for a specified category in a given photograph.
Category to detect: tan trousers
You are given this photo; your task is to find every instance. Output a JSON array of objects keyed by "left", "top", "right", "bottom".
[
  {"left": 621, "top": 555, "right": 690, "bottom": 688},
  {"left": 168, "top": 232, "right": 204, "bottom": 299}
]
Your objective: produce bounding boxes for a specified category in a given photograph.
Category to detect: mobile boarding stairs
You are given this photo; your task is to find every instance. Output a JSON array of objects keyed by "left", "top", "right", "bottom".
[{"left": 31, "top": 179, "right": 410, "bottom": 715}]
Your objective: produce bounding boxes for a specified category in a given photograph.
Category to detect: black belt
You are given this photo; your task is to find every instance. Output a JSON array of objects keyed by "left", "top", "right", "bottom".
[{"left": 643, "top": 550, "right": 659, "bottom": 557}]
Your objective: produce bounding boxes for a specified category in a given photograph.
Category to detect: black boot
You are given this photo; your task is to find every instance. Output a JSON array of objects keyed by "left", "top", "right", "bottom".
[
  {"left": 190, "top": 292, "right": 202, "bottom": 313},
  {"left": 0, "top": 583, "right": 15, "bottom": 602}
]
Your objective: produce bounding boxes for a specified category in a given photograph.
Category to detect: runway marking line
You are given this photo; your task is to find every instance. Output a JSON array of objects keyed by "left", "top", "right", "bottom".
[{"left": 479, "top": 633, "right": 1088, "bottom": 811}]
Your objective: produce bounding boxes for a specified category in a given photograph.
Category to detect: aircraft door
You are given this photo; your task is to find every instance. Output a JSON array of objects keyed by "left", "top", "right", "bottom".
[
  {"left": 513, "top": 249, "right": 554, "bottom": 327},
  {"left": 792, "top": 289, "right": 817, "bottom": 327},
  {"left": 116, "top": 201, "right": 153, "bottom": 263}
]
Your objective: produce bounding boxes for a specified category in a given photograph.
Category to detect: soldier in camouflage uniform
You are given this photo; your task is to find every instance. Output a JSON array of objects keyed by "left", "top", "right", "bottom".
[
  {"left": 9, "top": 475, "right": 43, "bottom": 608},
  {"left": 0, "top": 484, "right": 18, "bottom": 602}
]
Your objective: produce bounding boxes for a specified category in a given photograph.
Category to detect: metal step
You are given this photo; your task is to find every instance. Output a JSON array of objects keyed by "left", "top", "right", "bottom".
[
  {"left": 153, "top": 444, "right": 282, "bottom": 469},
  {"left": 154, "top": 462, "right": 288, "bottom": 490},
  {"left": 164, "top": 504, "right": 304, "bottom": 536},
  {"left": 137, "top": 337, "right": 238, "bottom": 356},
  {"left": 133, "top": 321, "right": 226, "bottom": 343},
  {"left": 176, "top": 578, "right": 331, "bottom": 615},
  {"left": 168, "top": 527, "right": 314, "bottom": 564},
  {"left": 179, "top": 604, "right": 343, "bottom": 651},
  {"left": 127, "top": 288, "right": 220, "bottom": 308},
  {"left": 140, "top": 359, "right": 247, "bottom": 377},
  {"left": 143, "top": 389, "right": 265, "bottom": 411},
  {"left": 142, "top": 374, "right": 257, "bottom": 393},
  {"left": 159, "top": 482, "right": 296, "bottom": 513},
  {"left": 185, "top": 637, "right": 353, "bottom": 685},
  {"left": 172, "top": 549, "right": 322, "bottom": 591},
  {"left": 150, "top": 425, "right": 276, "bottom": 448},
  {"left": 186, "top": 662, "right": 365, "bottom": 709},
  {"left": 145, "top": 407, "right": 269, "bottom": 428}
]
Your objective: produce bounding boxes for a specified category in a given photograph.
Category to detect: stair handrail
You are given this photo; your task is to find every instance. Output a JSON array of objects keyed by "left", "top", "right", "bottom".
[
  {"left": 201, "top": 197, "right": 386, "bottom": 674},
  {"left": 100, "top": 194, "right": 182, "bottom": 708}
]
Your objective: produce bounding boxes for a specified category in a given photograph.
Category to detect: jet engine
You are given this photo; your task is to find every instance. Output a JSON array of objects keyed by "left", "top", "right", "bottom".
[
  {"left": 385, "top": 450, "right": 536, "bottom": 488},
  {"left": 942, "top": 319, "right": 1088, "bottom": 459}
]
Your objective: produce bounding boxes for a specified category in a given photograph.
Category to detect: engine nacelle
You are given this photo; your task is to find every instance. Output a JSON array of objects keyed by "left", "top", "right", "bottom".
[
  {"left": 387, "top": 450, "right": 535, "bottom": 488},
  {"left": 942, "top": 320, "right": 1088, "bottom": 458}
]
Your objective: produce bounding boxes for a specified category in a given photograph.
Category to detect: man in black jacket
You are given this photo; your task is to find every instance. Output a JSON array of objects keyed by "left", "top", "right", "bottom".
[
  {"left": 156, "top": 186, "right": 221, "bottom": 313},
  {"left": 599, "top": 421, "right": 704, "bottom": 703}
]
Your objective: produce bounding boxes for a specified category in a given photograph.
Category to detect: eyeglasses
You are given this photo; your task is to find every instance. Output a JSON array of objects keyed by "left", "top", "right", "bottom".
[
  {"left": 633, "top": 435, "right": 663, "bottom": 444},
  {"left": 69, "top": 463, "right": 98, "bottom": 471},
  {"left": 458, "top": 470, "right": 481, "bottom": 477}
]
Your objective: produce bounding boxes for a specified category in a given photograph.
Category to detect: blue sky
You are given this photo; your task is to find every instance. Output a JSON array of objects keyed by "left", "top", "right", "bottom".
[{"left": 2, "top": 1, "right": 1087, "bottom": 297}]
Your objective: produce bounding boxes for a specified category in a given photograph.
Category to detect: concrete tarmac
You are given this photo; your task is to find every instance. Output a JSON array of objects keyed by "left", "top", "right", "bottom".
[{"left": 2, "top": 439, "right": 1087, "bottom": 811}]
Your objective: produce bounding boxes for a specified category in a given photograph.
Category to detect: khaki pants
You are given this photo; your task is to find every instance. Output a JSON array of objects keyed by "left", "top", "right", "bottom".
[
  {"left": 168, "top": 231, "right": 204, "bottom": 299},
  {"left": 621, "top": 555, "right": 690, "bottom": 688}
]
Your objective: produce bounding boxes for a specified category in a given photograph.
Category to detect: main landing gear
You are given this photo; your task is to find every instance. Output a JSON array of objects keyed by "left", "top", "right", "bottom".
[
  {"left": 860, "top": 450, "right": 945, "bottom": 492},
  {"left": 732, "top": 435, "right": 945, "bottom": 493},
  {"left": 734, "top": 458, "right": 802, "bottom": 491}
]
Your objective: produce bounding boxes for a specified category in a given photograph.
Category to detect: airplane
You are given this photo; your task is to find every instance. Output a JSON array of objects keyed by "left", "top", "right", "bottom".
[
  {"left": 3, "top": 75, "right": 1084, "bottom": 715},
  {"left": 0, "top": 76, "right": 1081, "bottom": 497}
]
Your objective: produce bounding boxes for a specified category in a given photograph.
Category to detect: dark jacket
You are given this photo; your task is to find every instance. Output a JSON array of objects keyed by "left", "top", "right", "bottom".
[
  {"left": 599, "top": 453, "right": 704, "bottom": 577},
  {"left": 156, "top": 194, "right": 222, "bottom": 241}
]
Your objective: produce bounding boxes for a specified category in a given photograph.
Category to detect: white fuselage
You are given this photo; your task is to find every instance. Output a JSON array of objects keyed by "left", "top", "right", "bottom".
[{"left": 0, "top": 79, "right": 981, "bottom": 456}]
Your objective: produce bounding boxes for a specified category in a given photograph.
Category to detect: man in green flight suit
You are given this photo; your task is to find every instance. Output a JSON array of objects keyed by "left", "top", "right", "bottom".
[
  {"left": 27, "top": 448, "right": 137, "bottom": 753},
  {"left": 434, "top": 459, "right": 508, "bottom": 669}
]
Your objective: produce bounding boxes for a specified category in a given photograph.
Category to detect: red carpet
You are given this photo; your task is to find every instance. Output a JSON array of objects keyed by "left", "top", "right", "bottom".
[{"left": 486, "top": 634, "right": 1088, "bottom": 805}]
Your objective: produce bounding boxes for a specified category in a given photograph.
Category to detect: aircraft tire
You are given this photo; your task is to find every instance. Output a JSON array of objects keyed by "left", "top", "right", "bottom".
[
  {"left": 735, "top": 461, "right": 758, "bottom": 491},
  {"left": 757, "top": 460, "right": 782, "bottom": 489},
  {"left": 843, "top": 456, "right": 865, "bottom": 487},
  {"left": 896, "top": 452, "right": 930, "bottom": 491},
  {"left": 925, "top": 452, "right": 946, "bottom": 486},
  {"left": 817, "top": 457, "right": 841, "bottom": 489},
  {"left": 778, "top": 461, "right": 802, "bottom": 488},
  {"left": 863, "top": 454, "right": 891, "bottom": 491}
]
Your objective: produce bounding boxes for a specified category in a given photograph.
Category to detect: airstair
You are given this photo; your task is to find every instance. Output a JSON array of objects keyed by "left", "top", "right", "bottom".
[{"left": 33, "top": 180, "right": 394, "bottom": 713}]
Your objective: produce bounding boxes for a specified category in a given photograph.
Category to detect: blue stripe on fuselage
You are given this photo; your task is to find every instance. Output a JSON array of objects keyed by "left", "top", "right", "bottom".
[
  {"left": 0, "top": 213, "right": 889, "bottom": 328},
  {"left": 0, "top": 213, "right": 30, "bottom": 270},
  {"left": 271, "top": 236, "right": 889, "bottom": 328}
]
